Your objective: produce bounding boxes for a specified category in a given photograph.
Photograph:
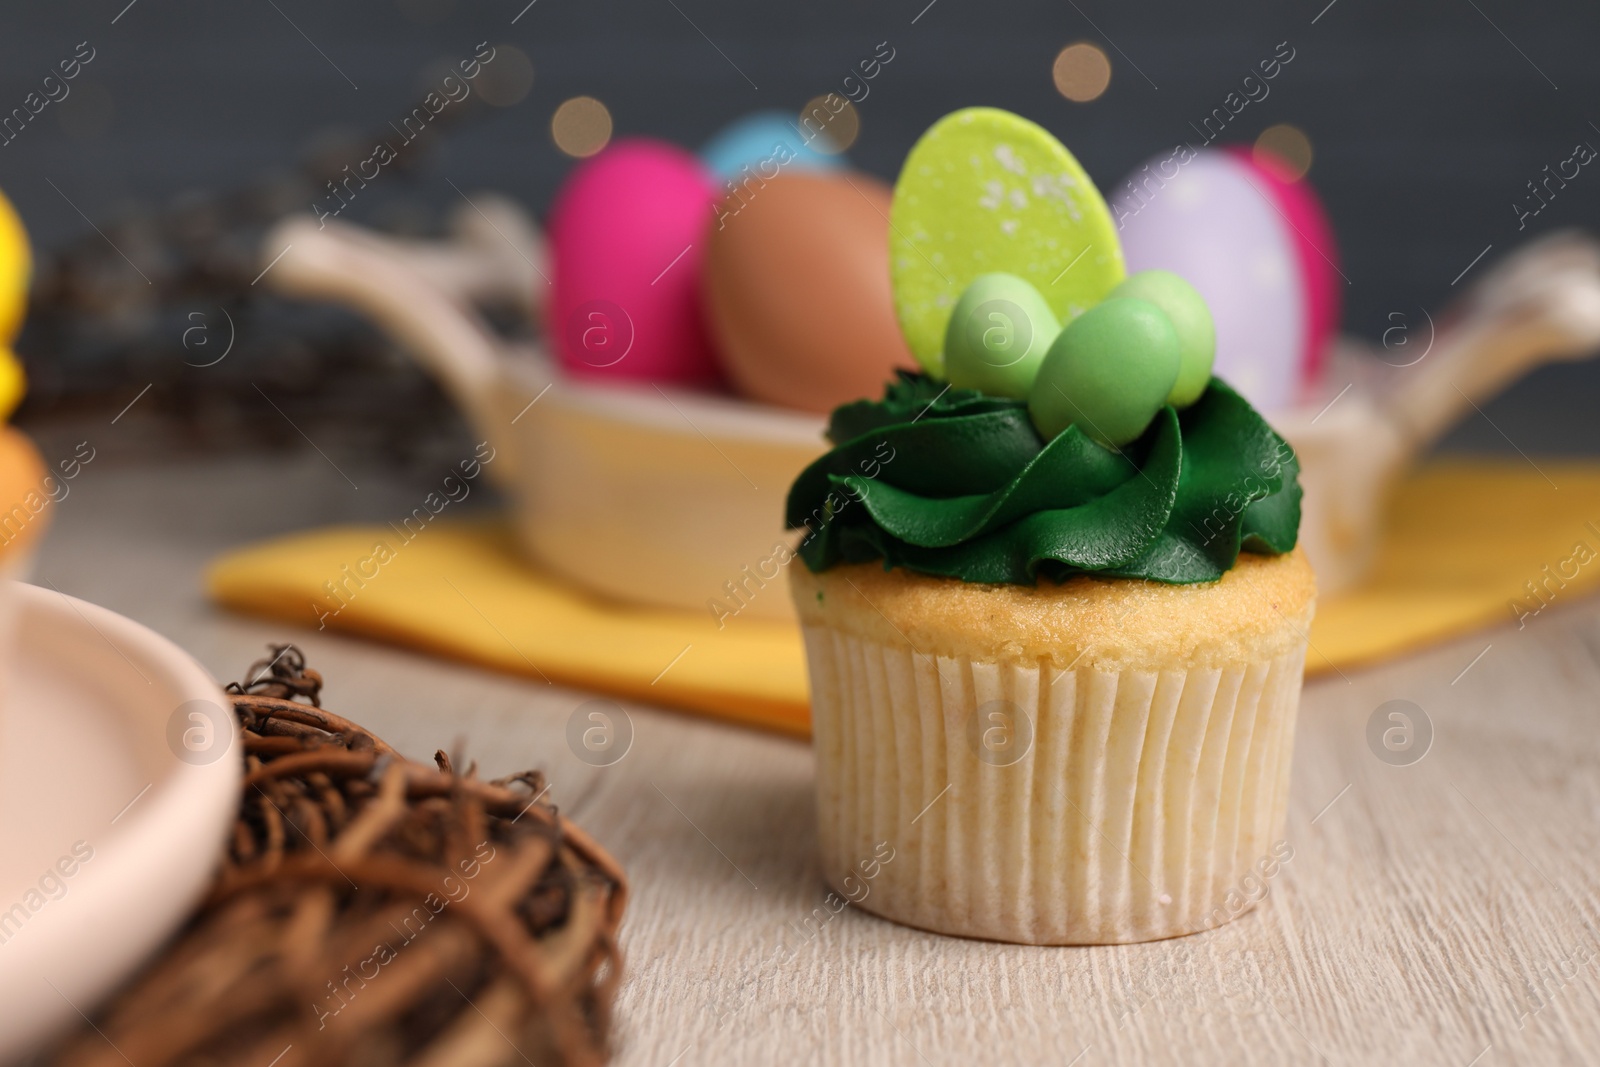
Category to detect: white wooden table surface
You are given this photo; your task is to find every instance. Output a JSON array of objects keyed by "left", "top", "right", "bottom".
[{"left": 32, "top": 450, "right": 1600, "bottom": 1067}]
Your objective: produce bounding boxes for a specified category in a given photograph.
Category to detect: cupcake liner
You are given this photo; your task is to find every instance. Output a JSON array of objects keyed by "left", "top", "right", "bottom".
[{"left": 803, "top": 625, "right": 1309, "bottom": 944}]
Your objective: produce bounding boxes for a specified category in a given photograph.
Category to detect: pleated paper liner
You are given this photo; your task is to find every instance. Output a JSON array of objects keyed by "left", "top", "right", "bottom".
[{"left": 804, "top": 628, "right": 1309, "bottom": 944}]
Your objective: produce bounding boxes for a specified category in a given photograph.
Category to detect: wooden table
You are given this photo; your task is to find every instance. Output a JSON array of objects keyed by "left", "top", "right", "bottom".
[{"left": 35, "top": 451, "right": 1600, "bottom": 1066}]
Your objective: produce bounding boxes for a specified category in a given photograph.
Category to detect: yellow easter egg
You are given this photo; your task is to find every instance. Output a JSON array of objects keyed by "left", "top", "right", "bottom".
[
  {"left": 0, "top": 189, "right": 32, "bottom": 345},
  {"left": 0, "top": 349, "right": 25, "bottom": 422}
]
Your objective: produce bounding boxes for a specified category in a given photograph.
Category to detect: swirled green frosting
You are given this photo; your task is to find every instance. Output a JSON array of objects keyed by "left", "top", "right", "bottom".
[{"left": 785, "top": 372, "right": 1301, "bottom": 585}]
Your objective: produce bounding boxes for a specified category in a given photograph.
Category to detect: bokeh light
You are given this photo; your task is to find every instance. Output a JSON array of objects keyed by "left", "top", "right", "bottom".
[
  {"left": 797, "top": 95, "right": 860, "bottom": 154},
  {"left": 474, "top": 44, "right": 534, "bottom": 107},
  {"left": 551, "top": 96, "right": 613, "bottom": 158},
  {"left": 1052, "top": 42, "right": 1112, "bottom": 103},
  {"left": 1254, "top": 123, "right": 1314, "bottom": 181}
]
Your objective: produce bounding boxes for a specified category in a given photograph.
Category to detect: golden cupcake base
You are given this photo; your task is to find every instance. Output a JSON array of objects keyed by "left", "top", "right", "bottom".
[{"left": 792, "top": 549, "right": 1315, "bottom": 944}]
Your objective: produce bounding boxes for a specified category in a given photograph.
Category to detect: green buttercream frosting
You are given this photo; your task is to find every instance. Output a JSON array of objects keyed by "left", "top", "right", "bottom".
[{"left": 785, "top": 372, "right": 1301, "bottom": 585}]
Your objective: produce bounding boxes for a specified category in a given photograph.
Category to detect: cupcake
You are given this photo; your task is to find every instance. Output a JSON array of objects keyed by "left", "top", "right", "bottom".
[{"left": 785, "top": 109, "right": 1313, "bottom": 945}]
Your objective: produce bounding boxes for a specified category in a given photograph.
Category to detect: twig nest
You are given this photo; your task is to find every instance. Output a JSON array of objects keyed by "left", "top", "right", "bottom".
[{"left": 49, "top": 645, "right": 628, "bottom": 1067}]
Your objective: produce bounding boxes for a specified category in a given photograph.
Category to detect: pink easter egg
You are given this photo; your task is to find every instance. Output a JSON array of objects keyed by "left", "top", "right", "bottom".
[
  {"left": 1113, "top": 150, "right": 1307, "bottom": 414},
  {"left": 1227, "top": 146, "right": 1342, "bottom": 389},
  {"left": 549, "top": 138, "right": 723, "bottom": 385}
]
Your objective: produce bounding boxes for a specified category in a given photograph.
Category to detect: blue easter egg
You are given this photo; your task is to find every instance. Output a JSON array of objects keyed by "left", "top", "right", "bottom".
[{"left": 700, "top": 111, "right": 845, "bottom": 180}]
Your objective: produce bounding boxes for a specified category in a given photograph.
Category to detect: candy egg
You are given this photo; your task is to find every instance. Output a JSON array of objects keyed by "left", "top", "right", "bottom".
[
  {"left": 890, "top": 107, "right": 1125, "bottom": 376},
  {"left": 1112, "top": 149, "right": 1305, "bottom": 413},
  {"left": 548, "top": 139, "right": 722, "bottom": 385},
  {"left": 700, "top": 111, "right": 844, "bottom": 181},
  {"left": 1108, "top": 270, "right": 1214, "bottom": 408},
  {"left": 943, "top": 273, "right": 1060, "bottom": 398},
  {"left": 0, "top": 350, "right": 22, "bottom": 421},
  {"left": 1027, "top": 298, "right": 1179, "bottom": 447},
  {"left": 0, "top": 188, "right": 31, "bottom": 345},
  {"left": 702, "top": 171, "right": 916, "bottom": 413}
]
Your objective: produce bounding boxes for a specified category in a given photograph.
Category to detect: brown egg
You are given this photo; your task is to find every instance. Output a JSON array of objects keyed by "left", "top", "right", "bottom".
[{"left": 703, "top": 171, "right": 917, "bottom": 413}]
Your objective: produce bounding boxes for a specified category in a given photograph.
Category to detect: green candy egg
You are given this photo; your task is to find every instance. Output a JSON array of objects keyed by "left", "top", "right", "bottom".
[
  {"left": 890, "top": 107, "right": 1126, "bottom": 376},
  {"left": 1027, "top": 297, "right": 1180, "bottom": 447},
  {"left": 942, "top": 273, "right": 1061, "bottom": 398},
  {"left": 1108, "top": 270, "right": 1215, "bottom": 408}
]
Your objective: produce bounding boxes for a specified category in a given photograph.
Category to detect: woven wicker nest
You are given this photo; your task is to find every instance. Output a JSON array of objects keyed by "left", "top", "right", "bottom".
[{"left": 51, "top": 646, "right": 628, "bottom": 1067}]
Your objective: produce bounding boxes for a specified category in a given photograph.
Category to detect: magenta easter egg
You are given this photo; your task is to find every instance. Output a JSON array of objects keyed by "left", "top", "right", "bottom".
[
  {"left": 1227, "top": 146, "right": 1342, "bottom": 389},
  {"left": 549, "top": 139, "right": 722, "bottom": 385},
  {"left": 1113, "top": 150, "right": 1306, "bottom": 413}
]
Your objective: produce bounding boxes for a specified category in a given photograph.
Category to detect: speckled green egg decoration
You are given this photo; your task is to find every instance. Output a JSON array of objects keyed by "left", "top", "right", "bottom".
[{"left": 889, "top": 107, "right": 1126, "bottom": 377}]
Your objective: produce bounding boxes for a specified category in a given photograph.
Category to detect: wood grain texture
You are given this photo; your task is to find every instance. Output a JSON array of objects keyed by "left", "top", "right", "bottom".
[{"left": 33, "top": 454, "right": 1600, "bottom": 1066}]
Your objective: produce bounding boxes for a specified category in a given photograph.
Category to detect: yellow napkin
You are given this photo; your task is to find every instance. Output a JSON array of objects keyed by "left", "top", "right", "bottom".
[
  {"left": 1304, "top": 460, "right": 1600, "bottom": 671},
  {"left": 208, "top": 460, "right": 1600, "bottom": 735},
  {"left": 208, "top": 521, "right": 814, "bottom": 736}
]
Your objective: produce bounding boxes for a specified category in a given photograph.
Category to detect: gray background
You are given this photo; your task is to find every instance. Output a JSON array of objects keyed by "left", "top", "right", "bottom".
[{"left": 1, "top": 0, "right": 1598, "bottom": 454}]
